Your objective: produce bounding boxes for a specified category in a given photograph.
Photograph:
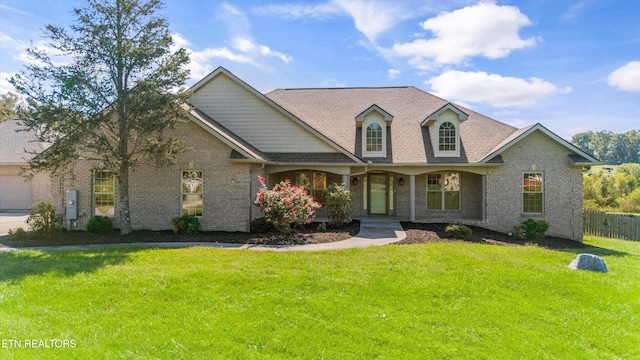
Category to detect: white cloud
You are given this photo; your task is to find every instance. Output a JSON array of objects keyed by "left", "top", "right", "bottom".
[
  {"left": 169, "top": 4, "right": 293, "bottom": 80},
  {"left": 387, "top": 68, "right": 400, "bottom": 79},
  {"left": 333, "top": 0, "right": 421, "bottom": 42},
  {"left": 253, "top": 1, "right": 440, "bottom": 43},
  {"left": 608, "top": 61, "right": 640, "bottom": 92},
  {"left": 231, "top": 37, "right": 293, "bottom": 63},
  {"left": 0, "top": 72, "right": 17, "bottom": 93},
  {"left": 219, "top": 2, "right": 251, "bottom": 35},
  {"left": 427, "top": 70, "right": 558, "bottom": 107},
  {"left": 385, "top": 2, "right": 537, "bottom": 67},
  {"left": 251, "top": 3, "right": 342, "bottom": 20}
]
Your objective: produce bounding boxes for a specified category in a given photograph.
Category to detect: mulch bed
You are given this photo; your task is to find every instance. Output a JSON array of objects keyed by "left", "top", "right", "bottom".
[
  {"left": 398, "top": 222, "right": 587, "bottom": 249},
  {"left": 1, "top": 221, "right": 361, "bottom": 248},
  {"left": 2, "top": 220, "right": 588, "bottom": 250}
]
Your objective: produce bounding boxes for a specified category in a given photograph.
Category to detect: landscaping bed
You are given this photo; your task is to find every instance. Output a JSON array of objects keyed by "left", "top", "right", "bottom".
[
  {"left": 1, "top": 221, "right": 360, "bottom": 247},
  {"left": 399, "top": 222, "right": 587, "bottom": 249}
]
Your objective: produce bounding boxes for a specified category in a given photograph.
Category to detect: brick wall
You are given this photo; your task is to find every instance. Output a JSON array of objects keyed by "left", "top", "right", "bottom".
[
  {"left": 50, "top": 119, "right": 252, "bottom": 232},
  {"left": 485, "top": 130, "right": 584, "bottom": 241}
]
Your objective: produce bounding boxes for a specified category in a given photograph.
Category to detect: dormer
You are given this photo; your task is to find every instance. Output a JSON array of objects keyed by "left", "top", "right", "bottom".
[
  {"left": 422, "top": 103, "right": 468, "bottom": 158},
  {"left": 356, "top": 104, "right": 393, "bottom": 158}
]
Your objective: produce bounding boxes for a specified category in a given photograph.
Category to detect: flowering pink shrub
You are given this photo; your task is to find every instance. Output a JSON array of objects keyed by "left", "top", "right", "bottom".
[{"left": 255, "top": 176, "right": 322, "bottom": 233}]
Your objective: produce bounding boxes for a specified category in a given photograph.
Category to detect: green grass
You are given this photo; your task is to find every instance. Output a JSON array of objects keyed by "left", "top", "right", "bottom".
[{"left": 0, "top": 236, "right": 638, "bottom": 359}]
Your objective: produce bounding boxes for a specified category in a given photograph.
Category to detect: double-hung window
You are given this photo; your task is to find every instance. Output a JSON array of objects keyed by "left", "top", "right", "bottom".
[
  {"left": 426, "top": 172, "right": 460, "bottom": 210},
  {"left": 366, "top": 123, "right": 383, "bottom": 152},
  {"left": 523, "top": 172, "right": 543, "bottom": 213},
  {"left": 93, "top": 170, "right": 115, "bottom": 217},
  {"left": 182, "top": 170, "right": 203, "bottom": 216}
]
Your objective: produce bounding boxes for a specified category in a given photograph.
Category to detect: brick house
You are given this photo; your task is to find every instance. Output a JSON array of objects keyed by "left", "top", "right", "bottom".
[{"left": 51, "top": 67, "right": 598, "bottom": 241}]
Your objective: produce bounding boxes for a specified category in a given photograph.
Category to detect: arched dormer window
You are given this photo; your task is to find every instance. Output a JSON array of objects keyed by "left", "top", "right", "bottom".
[
  {"left": 366, "top": 122, "right": 383, "bottom": 152},
  {"left": 356, "top": 105, "right": 392, "bottom": 158},
  {"left": 439, "top": 122, "right": 456, "bottom": 151},
  {"left": 422, "top": 103, "right": 467, "bottom": 158}
]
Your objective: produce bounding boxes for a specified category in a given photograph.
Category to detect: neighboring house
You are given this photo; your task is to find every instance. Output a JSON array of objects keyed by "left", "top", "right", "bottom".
[
  {"left": 0, "top": 119, "right": 51, "bottom": 210},
  {"left": 50, "top": 67, "right": 598, "bottom": 240}
]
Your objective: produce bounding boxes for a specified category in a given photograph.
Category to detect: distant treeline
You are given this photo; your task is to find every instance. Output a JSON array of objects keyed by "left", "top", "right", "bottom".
[
  {"left": 584, "top": 163, "right": 640, "bottom": 213},
  {"left": 572, "top": 129, "right": 640, "bottom": 164}
]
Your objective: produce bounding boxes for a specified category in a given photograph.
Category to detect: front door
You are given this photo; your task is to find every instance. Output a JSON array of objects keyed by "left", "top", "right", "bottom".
[{"left": 369, "top": 174, "right": 387, "bottom": 215}]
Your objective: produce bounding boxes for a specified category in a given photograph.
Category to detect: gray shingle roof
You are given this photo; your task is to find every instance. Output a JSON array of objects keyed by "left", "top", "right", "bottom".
[
  {"left": 0, "top": 120, "right": 46, "bottom": 164},
  {"left": 266, "top": 87, "right": 518, "bottom": 164}
]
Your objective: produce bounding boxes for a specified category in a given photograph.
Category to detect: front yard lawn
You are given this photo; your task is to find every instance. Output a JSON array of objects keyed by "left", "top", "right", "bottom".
[{"left": 0, "top": 236, "right": 638, "bottom": 359}]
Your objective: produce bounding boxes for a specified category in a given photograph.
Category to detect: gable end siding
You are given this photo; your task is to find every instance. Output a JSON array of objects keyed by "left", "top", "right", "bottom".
[{"left": 190, "top": 73, "right": 338, "bottom": 153}]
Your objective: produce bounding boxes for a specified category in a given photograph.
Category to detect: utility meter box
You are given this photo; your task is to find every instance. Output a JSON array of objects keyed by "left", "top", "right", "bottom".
[{"left": 65, "top": 189, "right": 78, "bottom": 220}]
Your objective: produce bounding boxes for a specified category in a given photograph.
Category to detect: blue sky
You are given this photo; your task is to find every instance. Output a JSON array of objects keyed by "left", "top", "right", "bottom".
[{"left": 1, "top": 0, "right": 638, "bottom": 140}]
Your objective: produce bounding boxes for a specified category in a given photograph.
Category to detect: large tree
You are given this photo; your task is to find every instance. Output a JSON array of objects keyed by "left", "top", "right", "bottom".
[
  {"left": 10, "top": 0, "right": 190, "bottom": 234},
  {"left": 572, "top": 129, "right": 640, "bottom": 164},
  {"left": 0, "top": 92, "right": 19, "bottom": 121}
]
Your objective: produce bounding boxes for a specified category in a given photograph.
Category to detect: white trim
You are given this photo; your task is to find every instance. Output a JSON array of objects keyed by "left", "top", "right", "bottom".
[
  {"left": 181, "top": 170, "right": 204, "bottom": 217},
  {"left": 362, "top": 118, "right": 386, "bottom": 158},
  {"left": 92, "top": 170, "right": 115, "bottom": 218},
  {"left": 422, "top": 103, "right": 468, "bottom": 126},
  {"left": 433, "top": 118, "right": 461, "bottom": 158},
  {"left": 355, "top": 104, "right": 393, "bottom": 125},
  {"left": 522, "top": 171, "right": 544, "bottom": 214}
]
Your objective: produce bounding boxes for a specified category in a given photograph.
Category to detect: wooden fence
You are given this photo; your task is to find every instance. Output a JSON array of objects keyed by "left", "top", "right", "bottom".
[{"left": 584, "top": 210, "right": 640, "bottom": 241}]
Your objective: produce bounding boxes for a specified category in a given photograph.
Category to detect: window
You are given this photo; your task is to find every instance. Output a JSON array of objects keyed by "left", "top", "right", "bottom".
[
  {"left": 93, "top": 170, "right": 115, "bottom": 217},
  {"left": 426, "top": 172, "right": 460, "bottom": 210},
  {"left": 366, "top": 122, "right": 383, "bottom": 152},
  {"left": 296, "top": 172, "right": 326, "bottom": 203},
  {"left": 182, "top": 171, "right": 203, "bottom": 216},
  {"left": 439, "top": 122, "right": 456, "bottom": 151},
  {"left": 523, "top": 172, "right": 543, "bottom": 213}
]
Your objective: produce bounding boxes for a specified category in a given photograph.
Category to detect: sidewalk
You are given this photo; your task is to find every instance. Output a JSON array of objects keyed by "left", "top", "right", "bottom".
[{"left": 0, "top": 219, "right": 406, "bottom": 253}]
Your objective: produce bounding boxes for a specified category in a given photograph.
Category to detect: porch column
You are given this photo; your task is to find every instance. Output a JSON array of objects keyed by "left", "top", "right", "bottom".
[
  {"left": 342, "top": 174, "right": 349, "bottom": 190},
  {"left": 409, "top": 175, "right": 416, "bottom": 221}
]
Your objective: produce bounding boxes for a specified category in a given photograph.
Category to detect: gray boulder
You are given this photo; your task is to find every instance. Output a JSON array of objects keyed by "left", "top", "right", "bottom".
[{"left": 569, "top": 253, "right": 608, "bottom": 273}]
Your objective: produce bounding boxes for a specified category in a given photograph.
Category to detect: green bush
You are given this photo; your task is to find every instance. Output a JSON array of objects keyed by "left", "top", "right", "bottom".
[
  {"left": 511, "top": 225, "right": 527, "bottom": 240},
  {"left": 250, "top": 217, "right": 274, "bottom": 233},
  {"left": 172, "top": 215, "right": 201, "bottom": 234},
  {"left": 323, "top": 183, "right": 353, "bottom": 227},
  {"left": 445, "top": 224, "right": 472, "bottom": 240},
  {"left": 87, "top": 216, "right": 114, "bottom": 233},
  {"left": 8, "top": 227, "right": 28, "bottom": 239},
  {"left": 512, "top": 218, "right": 549, "bottom": 239},
  {"left": 26, "top": 201, "right": 64, "bottom": 238},
  {"left": 317, "top": 222, "right": 327, "bottom": 231}
]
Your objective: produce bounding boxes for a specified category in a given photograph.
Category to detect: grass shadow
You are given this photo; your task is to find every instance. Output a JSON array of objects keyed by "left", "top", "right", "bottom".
[{"left": 0, "top": 248, "right": 136, "bottom": 283}]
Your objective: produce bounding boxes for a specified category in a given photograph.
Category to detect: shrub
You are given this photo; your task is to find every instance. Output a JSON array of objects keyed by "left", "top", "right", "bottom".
[
  {"left": 87, "top": 216, "right": 114, "bottom": 233},
  {"left": 511, "top": 225, "right": 526, "bottom": 240},
  {"left": 512, "top": 218, "right": 549, "bottom": 239},
  {"left": 250, "top": 217, "right": 274, "bottom": 233},
  {"left": 26, "top": 201, "right": 64, "bottom": 238},
  {"left": 8, "top": 227, "right": 28, "bottom": 239},
  {"left": 172, "top": 215, "right": 201, "bottom": 234},
  {"left": 445, "top": 224, "right": 472, "bottom": 240},
  {"left": 323, "top": 183, "right": 353, "bottom": 227},
  {"left": 255, "top": 177, "right": 322, "bottom": 233},
  {"left": 317, "top": 222, "right": 327, "bottom": 231}
]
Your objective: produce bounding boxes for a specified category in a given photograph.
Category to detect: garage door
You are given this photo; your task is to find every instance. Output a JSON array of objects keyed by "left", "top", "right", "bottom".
[{"left": 0, "top": 176, "right": 33, "bottom": 210}]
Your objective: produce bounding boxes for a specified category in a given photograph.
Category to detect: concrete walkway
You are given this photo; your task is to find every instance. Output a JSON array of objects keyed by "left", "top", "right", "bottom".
[{"left": 0, "top": 219, "right": 405, "bottom": 253}]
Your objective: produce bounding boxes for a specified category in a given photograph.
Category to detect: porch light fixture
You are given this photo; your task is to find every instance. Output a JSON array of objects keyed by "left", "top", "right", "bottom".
[
  {"left": 352, "top": 177, "right": 359, "bottom": 186},
  {"left": 399, "top": 177, "right": 405, "bottom": 186}
]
